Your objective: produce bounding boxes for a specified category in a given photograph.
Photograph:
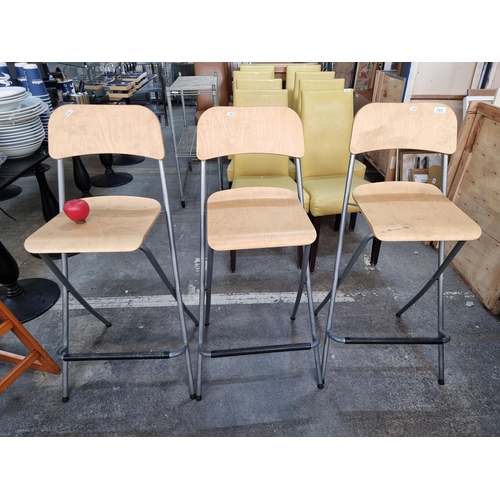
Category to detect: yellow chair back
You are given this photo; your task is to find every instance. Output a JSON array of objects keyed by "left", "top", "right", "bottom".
[
  {"left": 232, "top": 70, "right": 274, "bottom": 89},
  {"left": 292, "top": 71, "right": 337, "bottom": 111},
  {"left": 285, "top": 64, "right": 321, "bottom": 106},
  {"left": 300, "top": 89, "right": 354, "bottom": 178},
  {"left": 235, "top": 78, "right": 283, "bottom": 90},
  {"left": 296, "top": 78, "right": 345, "bottom": 115},
  {"left": 239, "top": 64, "right": 275, "bottom": 77},
  {"left": 233, "top": 89, "right": 288, "bottom": 107}
]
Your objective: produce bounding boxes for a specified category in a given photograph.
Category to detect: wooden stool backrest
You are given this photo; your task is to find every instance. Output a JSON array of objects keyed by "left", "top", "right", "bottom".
[
  {"left": 48, "top": 105, "right": 165, "bottom": 160},
  {"left": 196, "top": 106, "right": 304, "bottom": 160},
  {"left": 350, "top": 102, "right": 457, "bottom": 155}
]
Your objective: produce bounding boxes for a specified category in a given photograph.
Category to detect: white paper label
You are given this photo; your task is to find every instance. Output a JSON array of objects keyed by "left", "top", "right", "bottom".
[
  {"left": 227, "top": 112, "right": 234, "bottom": 116},
  {"left": 434, "top": 106, "right": 446, "bottom": 114},
  {"left": 410, "top": 106, "right": 418, "bottom": 111},
  {"left": 66, "top": 109, "right": 74, "bottom": 116}
]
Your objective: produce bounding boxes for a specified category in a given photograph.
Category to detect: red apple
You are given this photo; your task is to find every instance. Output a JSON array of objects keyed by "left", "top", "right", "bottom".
[{"left": 63, "top": 198, "right": 90, "bottom": 224}]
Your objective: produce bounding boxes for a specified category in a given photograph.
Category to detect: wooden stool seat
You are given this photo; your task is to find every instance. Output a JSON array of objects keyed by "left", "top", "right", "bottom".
[
  {"left": 353, "top": 182, "right": 482, "bottom": 242},
  {"left": 207, "top": 187, "right": 315, "bottom": 251},
  {"left": 25, "top": 196, "right": 161, "bottom": 254}
]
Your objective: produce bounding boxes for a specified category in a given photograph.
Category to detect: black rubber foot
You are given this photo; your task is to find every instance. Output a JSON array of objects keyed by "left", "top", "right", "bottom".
[
  {"left": 181, "top": 201, "right": 186, "bottom": 208},
  {"left": 62, "top": 397, "right": 69, "bottom": 403},
  {"left": 204, "top": 322, "right": 210, "bottom": 327},
  {"left": 190, "top": 394, "right": 196, "bottom": 400},
  {"left": 196, "top": 395, "right": 202, "bottom": 401},
  {"left": 318, "top": 382, "right": 324, "bottom": 389},
  {"left": 290, "top": 316, "right": 296, "bottom": 321},
  {"left": 438, "top": 379, "right": 445, "bottom": 385}
]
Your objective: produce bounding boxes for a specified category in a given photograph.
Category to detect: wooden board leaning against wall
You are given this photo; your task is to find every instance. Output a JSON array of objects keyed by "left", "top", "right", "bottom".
[{"left": 444, "top": 101, "right": 500, "bottom": 314}]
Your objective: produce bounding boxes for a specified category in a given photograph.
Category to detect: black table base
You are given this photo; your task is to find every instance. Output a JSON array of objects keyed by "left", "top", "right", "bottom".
[
  {"left": 0, "top": 184, "right": 22, "bottom": 201},
  {"left": 91, "top": 153, "right": 133, "bottom": 188},
  {"left": 0, "top": 278, "right": 60, "bottom": 323},
  {"left": 112, "top": 154, "right": 145, "bottom": 166}
]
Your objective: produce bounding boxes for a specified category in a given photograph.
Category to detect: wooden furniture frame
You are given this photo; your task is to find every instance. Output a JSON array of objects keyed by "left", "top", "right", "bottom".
[
  {"left": 24, "top": 105, "right": 197, "bottom": 402},
  {"left": 446, "top": 101, "right": 500, "bottom": 314},
  {"left": 1, "top": 300, "right": 60, "bottom": 394},
  {"left": 195, "top": 106, "right": 323, "bottom": 401},
  {"left": 312, "top": 102, "right": 481, "bottom": 387}
]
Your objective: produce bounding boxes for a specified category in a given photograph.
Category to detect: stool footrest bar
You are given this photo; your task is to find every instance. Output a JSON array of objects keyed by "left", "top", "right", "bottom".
[
  {"left": 63, "top": 351, "right": 171, "bottom": 361},
  {"left": 344, "top": 336, "right": 450, "bottom": 345},
  {"left": 211, "top": 343, "right": 311, "bottom": 358}
]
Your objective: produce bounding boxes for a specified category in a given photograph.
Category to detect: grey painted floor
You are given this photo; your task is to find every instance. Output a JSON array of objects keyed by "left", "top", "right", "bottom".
[{"left": 1, "top": 105, "right": 499, "bottom": 445}]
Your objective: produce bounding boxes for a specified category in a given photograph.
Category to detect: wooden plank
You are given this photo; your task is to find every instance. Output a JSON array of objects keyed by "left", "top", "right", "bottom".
[
  {"left": 372, "top": 71, "right": 405, "bottom": 103},
  {"left": 444, "top": 101, "right": 500, "bottom": 314},
  {"left": 448, "top": 101, "right": 481, "bottom": 197},
  {"left": 468, "top": 88, "right": 499, "bottom": 96},
  {"left": 411, "top": 94, "right": 465, "bottom": 100},
  {"left": 448, "top": 230, "right": 500, "bottom": 314}
]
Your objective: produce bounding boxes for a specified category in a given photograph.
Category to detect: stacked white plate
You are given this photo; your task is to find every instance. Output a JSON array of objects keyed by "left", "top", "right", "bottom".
[
  {"left": 0, "top": 93, "right": 48, "bottom": 158},
  {"left": 0, "top": 86, "right": 28, "bottom": 111}
]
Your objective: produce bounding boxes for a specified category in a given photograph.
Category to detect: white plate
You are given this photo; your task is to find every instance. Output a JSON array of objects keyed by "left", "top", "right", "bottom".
[
  {"left": 0, "top": 86, "right": 26, "bottom": 99},
  {"left": 0, "top": 139, "right": 43, "bottom": 158},
  {"left": 0, "top": 119, "right": 43, "bottom": 133},
  {"left": 0, "top": 96, "right": 43, "bottom": 115},
  {"left": 0, "top": 125, "right": 45, "bottom": 139},
  {"left": 0, "top": 117, "right": 42, "bottom": 131},
  {"left": 0, "top": 92, "right": 30, "bottom": 111},
  {"left": 0, "top": 135, "right": 45, "bottom": 148},
  {"left": 0, "top": 101, "right": 48, "bottom": 124}
]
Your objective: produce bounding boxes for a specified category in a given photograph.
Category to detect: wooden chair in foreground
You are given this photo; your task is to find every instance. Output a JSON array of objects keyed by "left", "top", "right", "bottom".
[
  {"left": 24, "top": 105, "right": 197, "bottom": 402},
  {"left": 1, "top": 300, "right": 60, "bottom": 395},
  {"left": 310, "top": 102, "right": 482, "bottom": 387},
  {"left": 195, "top": 106, "right": 323, "bottom": 401}
]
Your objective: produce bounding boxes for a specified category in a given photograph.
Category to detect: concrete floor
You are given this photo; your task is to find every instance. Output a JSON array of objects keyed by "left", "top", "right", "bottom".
[{"left": 1, "top": 103, "right": 500, "bottom": 438}]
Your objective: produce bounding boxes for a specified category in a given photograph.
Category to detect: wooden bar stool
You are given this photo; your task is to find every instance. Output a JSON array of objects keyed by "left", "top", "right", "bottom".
[
  {"left": 24, "top": 105, "right": 197, "bottom": 402},
  {"left": 195, "top": 106, "right": 323, "bottom": 401},
  {"left": 311, "top": 102, "right": 482, "bottom": 386}
]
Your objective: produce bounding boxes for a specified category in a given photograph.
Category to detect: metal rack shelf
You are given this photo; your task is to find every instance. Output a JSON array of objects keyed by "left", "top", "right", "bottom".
[{"left": 166, "top": 75, "right": 222, "bottom": 207}]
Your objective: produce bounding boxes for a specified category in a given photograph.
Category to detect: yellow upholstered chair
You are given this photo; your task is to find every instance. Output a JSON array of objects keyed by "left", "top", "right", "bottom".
[
  {"left": 195, "top": 106, "right": 323, "bottom": 400},
  {"left": 233, "top": 88, "right": 288, "bottom": 107},
  {"left": 291, "top": 70, "right": 337, "bottom": 112},
  {"left": 228, "top": 88, "right": 310, "bottom": 272},
  {"left": 300, "top": 89, "right": 370, "bottom": 272},
  {"left": 232, "top": 70, "right": 274, "bottom": 90},
  {"left": 295, "top": 76, "right": 344, "bottom": 114},
  {"left": 314, "top": 102, "right": 481, "bottom": 387},
  {"left": 24, "top": 105, "right": 197, "bottom": 402},
  {"left": 235, "top": 78, "right": 283, "bottom": 90},
  {"left": 239, "top": 64, "right": 275, "bottom": 76},
  {"left": 285, "top": 63, "right": 321, "bottom": 107}
]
